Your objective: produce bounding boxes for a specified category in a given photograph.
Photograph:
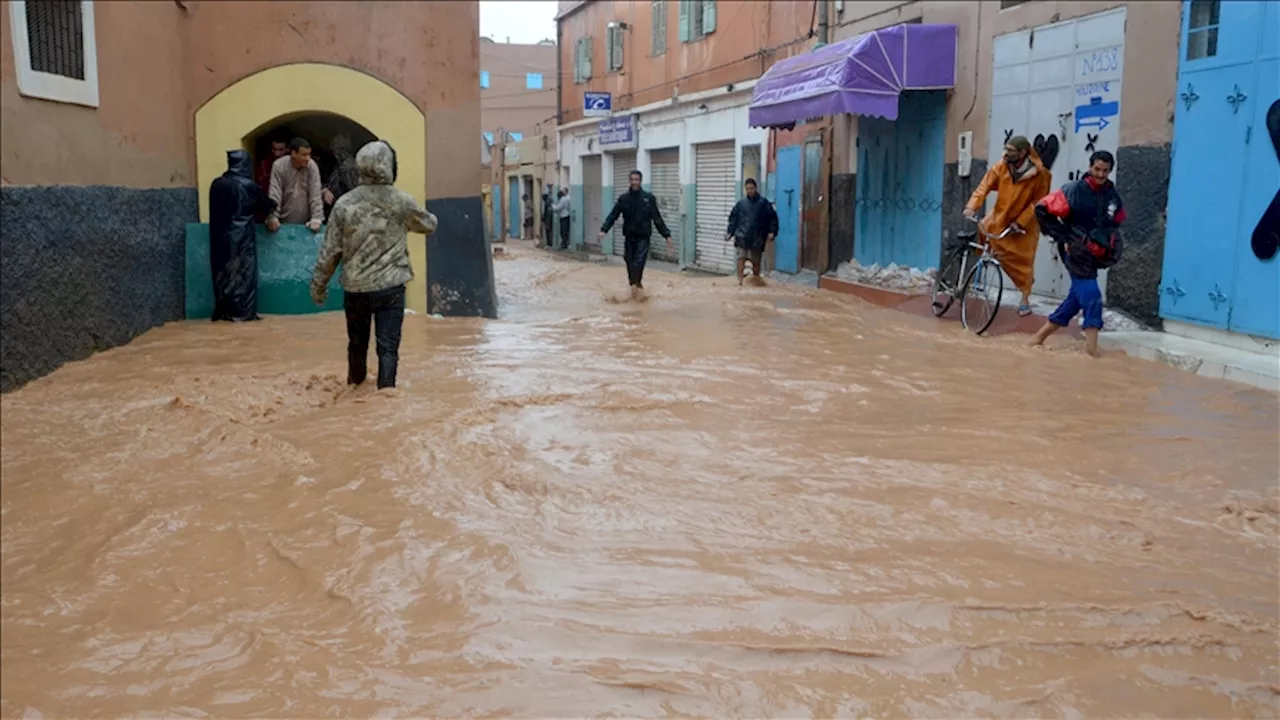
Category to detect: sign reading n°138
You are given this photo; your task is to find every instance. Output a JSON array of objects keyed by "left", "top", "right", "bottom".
[{"left": 584, "top": 92, "right": 612, "bottom": 117}]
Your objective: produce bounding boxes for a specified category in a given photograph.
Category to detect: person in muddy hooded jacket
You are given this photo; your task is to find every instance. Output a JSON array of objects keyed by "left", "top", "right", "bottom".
[{"left": 311, "top": 140, "right": 438, "bottom": 389}]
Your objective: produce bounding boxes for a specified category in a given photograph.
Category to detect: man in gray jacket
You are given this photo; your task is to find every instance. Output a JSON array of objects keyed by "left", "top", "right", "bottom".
[{"left": 311, "top": 140, "right": 437, "bottom": 389}]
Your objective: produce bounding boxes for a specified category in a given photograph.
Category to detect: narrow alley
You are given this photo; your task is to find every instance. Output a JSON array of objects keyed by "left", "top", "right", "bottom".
[{"left": 2, "top": 244, "right": 1277, "bottom": 717}]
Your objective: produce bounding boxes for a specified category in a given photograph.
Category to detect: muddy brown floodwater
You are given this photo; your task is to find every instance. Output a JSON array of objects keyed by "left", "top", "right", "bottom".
[{"left": 2, "top": 244, "right": 1278, "bottom": 718}]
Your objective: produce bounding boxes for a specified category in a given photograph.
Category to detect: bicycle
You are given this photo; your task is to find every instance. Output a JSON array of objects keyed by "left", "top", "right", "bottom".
[{"left": 930, "top": 218, "right": 1024, "bottom": 335}]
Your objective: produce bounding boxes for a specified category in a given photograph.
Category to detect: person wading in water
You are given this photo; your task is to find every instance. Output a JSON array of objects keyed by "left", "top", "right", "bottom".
[
  {"left": 964, "top": 135, "right": 1052, "bottom": 316},
  {"left": 724, "top": 178, "right": 778, "bottom": 286},
  {"left": 598, "top": 170, "right": 672, "bottom": 301},
  {"left": 311, "top": 141, "right": 437, "bottom": 389}
]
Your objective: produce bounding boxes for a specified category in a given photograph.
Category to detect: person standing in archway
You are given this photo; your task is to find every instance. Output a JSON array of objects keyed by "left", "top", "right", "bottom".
[
  {"left": 266, "top": 137, "right": 324, "bottom": 233},
  {"left": 311, "top": 141, "right": 438, "bottom": 390},
  {"left": 322, "top": 134, "right": 360, "bottom": 223}
]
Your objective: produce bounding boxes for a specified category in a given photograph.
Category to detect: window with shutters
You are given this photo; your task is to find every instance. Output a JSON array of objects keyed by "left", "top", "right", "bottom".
[
  {"left": 607, "top": 24, "right": 624, "bottom": 72},
  {"left": 573, "top": 36, "right": 594, "bottom": 83},
  {"left": 678, "top": 0, "right": 716, "bottom": 43},
  {"left": 651, "top": 0, "right": 667, "bottom": 56},
  {"left": 8, "top": 0, "right": 98, "bottom": 107}
]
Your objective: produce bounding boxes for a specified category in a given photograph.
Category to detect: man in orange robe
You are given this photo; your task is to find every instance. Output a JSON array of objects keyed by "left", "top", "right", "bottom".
[{"left": 964, "top": 135, "right": 1052, "bottom": 315}]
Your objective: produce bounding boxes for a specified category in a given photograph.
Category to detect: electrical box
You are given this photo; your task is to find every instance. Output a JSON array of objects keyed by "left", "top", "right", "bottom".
[{"left": 957, "top": 131, "right": 973, "bottom": 178}]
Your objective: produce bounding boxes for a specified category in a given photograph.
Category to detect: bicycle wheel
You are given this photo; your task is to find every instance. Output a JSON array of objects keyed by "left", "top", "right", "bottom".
[
  {"left": 960, "top": 257, "right": 1004, "bottom": 335},
  {"left": 930, "top": 245, "right": 966, "bottom": 317}
]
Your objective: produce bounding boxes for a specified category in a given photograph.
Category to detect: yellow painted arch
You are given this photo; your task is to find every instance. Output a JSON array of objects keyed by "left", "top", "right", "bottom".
[{"left": 194, "top": 63, "right": 427, "bottom": 314}]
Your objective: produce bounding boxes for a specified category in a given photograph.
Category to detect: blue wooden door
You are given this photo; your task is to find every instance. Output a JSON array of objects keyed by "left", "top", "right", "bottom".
[
  {"left": 856, "top": 91, "right": 946, "bottom": 271},
  {"left": 1227, "top": 2, "right": 1279, "bottom": 338},
  {"left": 507, "top": 176, "right": 520, "bottom": 239},
  {"left": 856, "top": 116, "right": 897, "bottom": 268},
  {"left": 774, "top": 145, "right": 802, "bottom": 273},
  {"left": 1161, "top": 0, "right": 1266, "bottom": 329}
]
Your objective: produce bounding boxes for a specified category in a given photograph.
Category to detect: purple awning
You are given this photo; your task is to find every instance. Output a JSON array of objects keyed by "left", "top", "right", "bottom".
[{"left": 749, "top": 24, "right": 958, "bottom": 128}]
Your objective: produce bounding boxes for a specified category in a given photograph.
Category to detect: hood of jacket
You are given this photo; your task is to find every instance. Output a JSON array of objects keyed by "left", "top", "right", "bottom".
[
  {"left": 226, "top": 149, "right": 253, "bottom": 179},
  {"left": 357, "top": 141, "right": 395, "bottom": 186}
]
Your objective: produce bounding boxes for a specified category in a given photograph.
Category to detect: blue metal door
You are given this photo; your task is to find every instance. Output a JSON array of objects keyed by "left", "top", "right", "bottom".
[
  {"left": 1227, "top": 3, "right": 1279, "bottom": 338},
  {"left": 774, "top": 145, "right": 802, "bottom": 273},
  {"left": 1160, "top": 0, "right": 1266, "bottom": 330},
  {"left": 507, "top": 176, "right": 520, "bottom": 239},
  {"left": 855, "top": 91, "right": 946, "bottom": 271}
]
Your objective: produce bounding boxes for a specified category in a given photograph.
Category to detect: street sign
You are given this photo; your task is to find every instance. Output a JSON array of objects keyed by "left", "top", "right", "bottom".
[{"left": 584, "top": 91, "right": 612, "bottom": 118}]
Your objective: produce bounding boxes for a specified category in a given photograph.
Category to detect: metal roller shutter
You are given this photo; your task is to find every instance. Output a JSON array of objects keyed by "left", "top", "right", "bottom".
[
  {"left": 694, "top": 141, "right": 738, "bottom": 274},
  {"left": 611, "top": 151, "right": 636, "bottom": 256},
  {"left": 648, "top": 149, "right": 681, "bottom": 263}
]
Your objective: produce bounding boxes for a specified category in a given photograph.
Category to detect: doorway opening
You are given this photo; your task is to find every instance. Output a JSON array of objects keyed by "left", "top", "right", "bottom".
[{"left": 244, "top": 112, "right": 378, "bottom": 218}]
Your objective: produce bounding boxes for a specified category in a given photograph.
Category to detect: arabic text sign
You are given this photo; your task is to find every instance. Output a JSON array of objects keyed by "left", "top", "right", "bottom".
[
  {"left": 598, "top": 115, "right": 637, "bottom": 150},
  {"left": 584, "top": 92, "right": 612, "bottom": 118}
]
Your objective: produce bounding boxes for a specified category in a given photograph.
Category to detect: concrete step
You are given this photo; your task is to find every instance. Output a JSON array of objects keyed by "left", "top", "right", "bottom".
[{"left": 1099, "top": 331, "right": 1280, "bottom": 391}]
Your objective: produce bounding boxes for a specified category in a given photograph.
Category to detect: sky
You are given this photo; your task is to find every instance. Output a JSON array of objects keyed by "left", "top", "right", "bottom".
[{"left": 480, "top": 1, "right": 558, "bottom": 44}]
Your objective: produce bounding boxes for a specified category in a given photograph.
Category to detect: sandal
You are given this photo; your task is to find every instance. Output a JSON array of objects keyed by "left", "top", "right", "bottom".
[{"left": 1017, "top": 304, "right": 1033, "bottom": 317}]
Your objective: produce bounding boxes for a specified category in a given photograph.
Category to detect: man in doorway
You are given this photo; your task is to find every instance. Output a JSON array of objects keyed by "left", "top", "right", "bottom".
[
  {"left": 255, "top": 135, "right": 288, "bottom": 196},
  {"left": 553, "top": 188, "right": 571, "bottom": 249},
  {"left": 522, "top": 194, "right": 534, "bottom": 240},
  {"left": 322, "top": 134, "right": 360, "bottom": 222},
  {"left": 210, "top": 150, "right": 277, "bottom": 322},
  {"left": 598, "top": 170, "right": 672, "bottom": 298},
  {"left": 254, "top": 135, "right": 288, "bottom": 223},
  {"left": 311, "top": 140, "right": 438, "bottom": 390},
  {"left": 963, "top": 135, "right": 1051, "bottom": 316},
  {"left": 725, "top": 178, "right": 778, "bottom": 286},
  {"left": 266, "top": 137, "right": 324, "bottom": 234}
]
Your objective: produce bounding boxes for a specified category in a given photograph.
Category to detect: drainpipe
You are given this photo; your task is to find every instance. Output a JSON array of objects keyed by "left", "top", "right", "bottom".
[{"left": 817, "top": 0, "right": 829, "bottom": 46}]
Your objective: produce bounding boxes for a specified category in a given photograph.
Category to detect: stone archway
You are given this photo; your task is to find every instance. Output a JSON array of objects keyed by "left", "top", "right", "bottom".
[{"left": 194, "top": 63, "right": 428, "bottom": 315}]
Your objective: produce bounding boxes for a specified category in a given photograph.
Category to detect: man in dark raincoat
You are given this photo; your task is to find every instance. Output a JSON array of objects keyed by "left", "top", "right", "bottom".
[
  {"left": 724, "top": 177, "right": 779, "bottom": 286},
  {"left": 209, "top": 150, "right": 276, "bottom": 322}
]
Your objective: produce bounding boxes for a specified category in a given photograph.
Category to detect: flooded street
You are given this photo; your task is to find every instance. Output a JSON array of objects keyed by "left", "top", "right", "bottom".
[{"left": 2, "top": 243, "right": 1278, "bottom": 718}]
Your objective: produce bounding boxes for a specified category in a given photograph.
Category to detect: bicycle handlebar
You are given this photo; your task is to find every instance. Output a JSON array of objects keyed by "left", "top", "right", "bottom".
[{"left": 963, "top": 216, "right": 1026, "bottom": 241}]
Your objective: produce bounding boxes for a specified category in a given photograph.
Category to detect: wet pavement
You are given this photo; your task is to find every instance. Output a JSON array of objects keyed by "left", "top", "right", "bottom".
[{"left": 2, "top": 242, "right": 1278, "bottom": 717}]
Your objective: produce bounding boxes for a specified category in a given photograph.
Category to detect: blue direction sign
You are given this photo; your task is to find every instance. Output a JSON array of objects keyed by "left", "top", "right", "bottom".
[{"left": 584, "top": 91, "right": 612, "bottom": 118}]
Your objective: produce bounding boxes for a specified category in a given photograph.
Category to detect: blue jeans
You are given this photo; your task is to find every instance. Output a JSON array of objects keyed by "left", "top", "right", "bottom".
[{"left": 1048, "top": 276, "right": 1104, "bottom": 330}]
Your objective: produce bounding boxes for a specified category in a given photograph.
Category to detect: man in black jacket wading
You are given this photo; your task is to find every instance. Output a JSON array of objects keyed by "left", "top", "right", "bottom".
[
  {"left": 598, "top": 170, "right": 672, "bottom": 299},
  {"left": 724, "top": 178, "right": 778, "bottom": 286}
]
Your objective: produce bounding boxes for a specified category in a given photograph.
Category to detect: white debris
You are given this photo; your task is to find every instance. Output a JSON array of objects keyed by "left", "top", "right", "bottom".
[{"left": 832, "top": 260, "right": 936, "bottom": 293}]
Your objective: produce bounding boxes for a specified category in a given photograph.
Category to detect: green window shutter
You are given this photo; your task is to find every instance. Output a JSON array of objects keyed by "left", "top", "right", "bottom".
[
  {"left": 651, "top": 1, "right": 665, "bottom": 55},
  {"left": 701, "top": 0, "right": 716, "bottom": 34},
  {"left": 584, "top": 35, "right": 593, "bottom": 79},
  {"left": 611, "top": 25, "right": 625, "bottom": 70},
  {"left": 678, "top": 0, "right": 691, "bottom": 42},
  {"left": 573, "top": 39, "right": 582, "bottom": 82}
]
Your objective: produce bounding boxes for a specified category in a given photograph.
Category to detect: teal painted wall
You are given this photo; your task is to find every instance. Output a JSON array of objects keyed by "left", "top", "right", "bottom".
[
  {"left": 185, "top": 223, "right": 343, "bottom": 319},
  {"left": 681, "top": 184, "right": 697, "bottom": 267},
  {"left": 601, "top": 184, "right": 615, "bottom": 255},
  {"left": 570, "top": 184, "right": 585, "bottom": 249}
]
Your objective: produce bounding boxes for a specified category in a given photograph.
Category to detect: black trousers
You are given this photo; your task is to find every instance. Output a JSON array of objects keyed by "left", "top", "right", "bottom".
[
  {"left": 623, "top": 235, "right": 651, "bottom": 287},
  {"left": 343, "top": 285, "right": 406, "bottom": 389},
  {"left": 559, "top": 217, "right": 570, "bottom": 248}
]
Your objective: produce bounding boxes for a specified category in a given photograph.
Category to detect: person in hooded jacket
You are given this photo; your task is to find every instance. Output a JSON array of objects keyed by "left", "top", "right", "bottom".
[
  {"left": 311, "top": 141, "right": 438, "bottom": 389},
  {"left": 964, "top": 135, "right": 1052, "bottom": 316},
  {"left": 208, "top": 149, "right": 277, "bottom": 322},
  {"left": 724, "top": 178, "right": 779, "bottom": 286}
]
